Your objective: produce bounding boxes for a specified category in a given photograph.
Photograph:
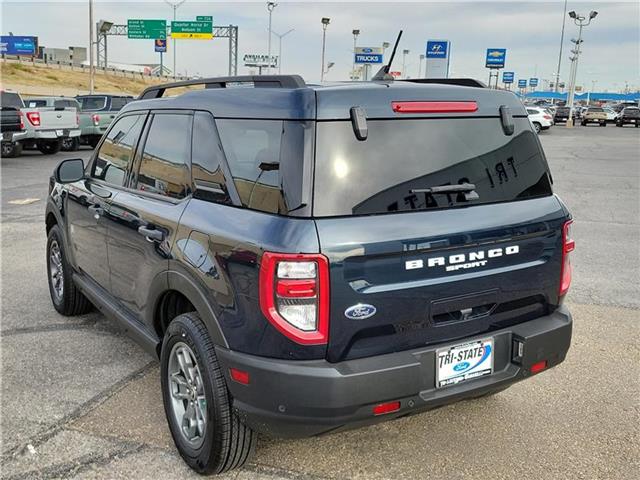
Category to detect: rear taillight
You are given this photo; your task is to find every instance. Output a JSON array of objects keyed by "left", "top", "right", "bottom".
[
  {"left": 92, "top": 113, "right": 100, "bottom": 126},
  {"left": 392, "top": 101, "right": 478, "bottom": 114},
  {"left": 76, "top": 113, "right": 80, "bottom": 126},
  {"left": 19, "top": 111, "right": 24, "bottom": 130},
  {"left": 544, "top": 115, "right": 553, "bottom": 120},
  {"left": 259, "top": 252, "right": 330, "bottom": 345},
  {"left": 559, "top": 220, "right": 575, "bottom": 297},
  {"left": 26, "top": 111, "right": 40, "bottom": 126}
]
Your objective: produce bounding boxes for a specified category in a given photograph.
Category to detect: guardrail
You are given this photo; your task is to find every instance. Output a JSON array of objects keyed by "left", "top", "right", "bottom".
[{"left": 1, "top": 55, "right": 190, "bottom": 82}]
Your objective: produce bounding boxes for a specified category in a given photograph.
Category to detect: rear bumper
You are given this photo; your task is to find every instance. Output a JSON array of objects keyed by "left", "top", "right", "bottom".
[
  {"left": 216, "top": 306, "right": 572, "bottom": 438},
  {"left": 32, "top": 129, "right": 81, "bottom": 140}
]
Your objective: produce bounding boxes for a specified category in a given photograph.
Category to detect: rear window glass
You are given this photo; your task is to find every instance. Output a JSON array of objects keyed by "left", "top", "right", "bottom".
[
  {"left": 588, "top": 107, "right": 604, "bottom": 112},
  {"left": 1, "top": 92, "right": 25, "bottom": 108},
  {"left": 313, "top": 118, "right": 552, "bottom": 217},
  {"left": 77, "top": 96, "right": 107, "bottom": 111}
]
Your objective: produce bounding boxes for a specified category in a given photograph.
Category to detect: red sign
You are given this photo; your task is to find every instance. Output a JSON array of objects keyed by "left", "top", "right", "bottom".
[{"left": 390, "top": 71, "right": 401, "bottom": 78}]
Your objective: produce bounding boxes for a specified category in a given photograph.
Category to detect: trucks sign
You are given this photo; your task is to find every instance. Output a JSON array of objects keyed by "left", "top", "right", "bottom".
[
  {"left": 127, "top": 20, "right": 166, "bottom": 40},
  {"left": 502, "top": 71, "right": 515, "bottom": 84},
  {"left": 485, "top": 48, "right": 506, "bottom": 69},
  {"left": 529, "top": 78, "right": 539, "bottom": 87},
  {"left": 0, "top": 36, "right": 37, "bottom": 55},
  {"left": 171, "top": 21, "right": 213, "bottom": 39},
  {"left": 518, "top": 79, "right": 527, "bottom": 88},
  {"left": 354, "top": 47, "right": 383, "bottom": 64}
]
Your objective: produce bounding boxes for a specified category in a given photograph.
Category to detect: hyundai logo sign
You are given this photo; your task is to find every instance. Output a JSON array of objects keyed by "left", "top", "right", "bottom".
[{"left": 426, "top": 40, "right": 448, "bottom": 58}]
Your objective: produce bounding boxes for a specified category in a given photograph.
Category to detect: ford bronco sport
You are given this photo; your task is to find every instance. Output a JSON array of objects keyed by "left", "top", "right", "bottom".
[{"left": 46, "top": 74, "right": 574, "bottom": 475}]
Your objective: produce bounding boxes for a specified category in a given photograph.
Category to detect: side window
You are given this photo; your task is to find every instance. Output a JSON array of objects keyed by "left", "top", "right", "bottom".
[
  {"left": 110, "top": 97, "right": 130, "bottom": 111},
  {"left": 191, "top": 112, "right": 232, "bottom": 204},
  {"left": 216, "top": 119, "right": 283, "bottom": 213},
  {"left": 136, "top": 114, "right": 191, "bottom": 199},
  {"left": 92, "top": 114, "right": 145, "bottom": 186}
]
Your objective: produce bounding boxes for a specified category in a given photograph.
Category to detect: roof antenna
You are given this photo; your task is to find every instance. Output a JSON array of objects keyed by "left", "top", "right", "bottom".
[{"left": 372, "top": 30, "right": 403, "bottom": 81}]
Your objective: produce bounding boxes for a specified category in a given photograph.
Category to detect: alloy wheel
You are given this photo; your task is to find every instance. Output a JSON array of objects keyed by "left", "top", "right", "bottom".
[
  {"left": 49, "top": 240, "right": 64, "bottom": 301},
  {"left": 168, "top": 342, "right": 207, "bottom": 448}
]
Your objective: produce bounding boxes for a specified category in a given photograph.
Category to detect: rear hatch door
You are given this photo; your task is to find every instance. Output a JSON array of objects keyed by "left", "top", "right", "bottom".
[{"left": 313, "top": 108, "right": 568, "bottom": 362}]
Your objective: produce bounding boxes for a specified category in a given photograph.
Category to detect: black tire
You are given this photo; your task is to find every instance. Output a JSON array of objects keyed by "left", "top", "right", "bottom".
[
  {"left": 580, "top": 121, "right": 586, "bottom": 126},
  {"left": 161, "top": 312, "right": 256, "bottom": 475},
  {"left": 532, "top": 122, "right": 541, "bottom": 134},
  {"left": 46, "top": 225, "right": 93, "bottom": 316},
  {"left": 88, "top": 136, "right": 101, "bottom": 149},
  {"left": 37, "top": 140, "right": 62, "bottom": 155},
  {"left": 61, "top": 137, "right": 80, "bottom": 151},
  {"left": 1, "top": 141, "right": 22, "bottom": 158},
  {"left": 600, "top": 122, "right": 606, "bottom": 127}
]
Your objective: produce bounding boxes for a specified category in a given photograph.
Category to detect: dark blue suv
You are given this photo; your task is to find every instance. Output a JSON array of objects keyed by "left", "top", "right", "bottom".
[{"left": 46, "top": 75, "right": 574, "bottom": 475}]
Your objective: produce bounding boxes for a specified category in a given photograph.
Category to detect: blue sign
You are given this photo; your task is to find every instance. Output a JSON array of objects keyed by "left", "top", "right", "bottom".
[
  {"left": 518, "top": 79, "right": 527, "bottom": 88},
  {"left": 485, "top": 48, "right": 506, "bottom": 69},
  {"left": 426, "top": 41, "right": 448, "bottom": 59},
  {"left": 502, "top": 71, "right": 515, "bottom": 84},
  {"left": 355, "top": 48, "right": 383, "bottom": 64},
  {"left": 529, "top": 77, "right": 539, "bottom": 87},
  {"left": 0, "top": 36, "right": 37, "bottom": 55},
  {"left": 154, "top": 39, "right": 167, "bottom": 53}
]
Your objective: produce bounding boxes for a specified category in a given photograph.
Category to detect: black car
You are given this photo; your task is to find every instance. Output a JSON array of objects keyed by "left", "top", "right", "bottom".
[
  {"left": 553, "top": 106, "right": 572, "bottom": 123},
  {"left": 46, "top": 75, "right": 574, "bottom": 475},
  {"left": 616, "top": 107, "right": 639, "bottom": 127}
]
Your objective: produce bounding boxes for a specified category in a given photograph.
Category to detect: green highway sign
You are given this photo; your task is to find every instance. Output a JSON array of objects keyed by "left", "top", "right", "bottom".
[
  {"left": 196, "top": 16, "right": 213, "bottom": 22},
  {"left": 127, "top": 19, "right": 166, "bottom": 39},
  {"left": 171, "top": 21, "right": 213, "bottom": 39}
]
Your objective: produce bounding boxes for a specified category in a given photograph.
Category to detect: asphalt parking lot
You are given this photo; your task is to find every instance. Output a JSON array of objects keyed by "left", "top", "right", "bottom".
[{"left": 1, "top": 126, "right": 639, "bottom": 479}]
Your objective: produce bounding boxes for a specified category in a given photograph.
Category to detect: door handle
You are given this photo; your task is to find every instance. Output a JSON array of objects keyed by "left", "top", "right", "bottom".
[
  {"left": 87, "top": 205, "right": 104, "bottom": 219},
  {"left": 138, "top": 225, "right": 164, "bottom": 242}
]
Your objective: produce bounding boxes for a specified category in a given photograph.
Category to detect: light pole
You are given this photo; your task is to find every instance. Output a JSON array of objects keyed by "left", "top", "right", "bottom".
[
  {"left": 352, "top": 29, "right": 360, "bottom": 81},
  {"left": 272, "top": 28, "right": 293, "bottom": 74},
  {"left": 320, "top": 17, "right": 330, "bottom": 82},
  {"left": 164, "top": 0, "right": 186, "bottom": 79},
  {"left": 566, "top": 10, "right": 598, "bottom": 127},
  {"left": 402, "top": 49, "right": 409, "bottom": 78},
  {"left": 266, "top": 2, "right": 277, "bottom": 75},
  {"left": 88, "top": 0, "right": 94, "bottom": 93},
  {"left": 382, "top": 41, "right": 390, "bottom": 57},
  {"left": 554, "top": 0, "right": 569, "bottom": 92},
  {"left": 418, "top": 54, "right": 425, "bottom": 78}
]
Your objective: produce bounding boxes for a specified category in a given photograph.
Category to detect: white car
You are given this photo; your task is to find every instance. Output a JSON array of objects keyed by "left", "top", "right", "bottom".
[
  {"left": 603, "top": 107, "right": 617, "bottom": 123},
  {"left": 526, "top": 107, "right": 554, "bottom": 133}
]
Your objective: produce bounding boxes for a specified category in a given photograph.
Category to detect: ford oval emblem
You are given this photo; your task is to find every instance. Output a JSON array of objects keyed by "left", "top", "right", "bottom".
[
  {"left": 344, "top": 304, "right": 377, "bottom": 320},
  {"left": 453, "top": 361, "right": 470, "bottom": 372}
]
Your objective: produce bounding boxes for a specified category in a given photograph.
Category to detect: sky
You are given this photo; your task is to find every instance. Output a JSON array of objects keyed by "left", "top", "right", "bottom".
[{"left": 1, "top": 0, "right": 639, "bottom": 91}]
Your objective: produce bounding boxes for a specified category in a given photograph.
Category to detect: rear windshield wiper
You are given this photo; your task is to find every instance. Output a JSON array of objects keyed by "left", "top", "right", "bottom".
[{"left": 410, "top": 183, "right": 479, "bottom": 201}]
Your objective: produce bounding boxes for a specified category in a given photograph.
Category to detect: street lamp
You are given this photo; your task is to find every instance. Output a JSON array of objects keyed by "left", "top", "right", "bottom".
[
  {"left": 164, "top": 0, "right": 187, "bottom": 79},
  {"left": 382, "top": 41, "right": 390, "bottom": 57},
  {"left": 320, "top": 17, "right": 330, "bottom": 82},
  {"left": 88, "top": 0, "right": 94, "bottom": 93},
  {"left": 402, "top": 49, "right": 409, "bottom": 78},
  {"left": 352, "top": 29, "right": 360, "bottom": 81},
  {"left": 566, "top": 10, "right": 598, "bottom": 127},
  {"left": 324, "top": 61, "right": 335, "bottom": 80},
  {"left": 554, "top": 0, "right": 569, "bottom": 92},
  {"left": 272, "top": 28, "right": 293, "bottom": 74},
  {"left": 266, "top": 2, "right": 277, "bottom": 75},
  {"left": 418, "top": 54, "right": 425, "bottom": 78}
]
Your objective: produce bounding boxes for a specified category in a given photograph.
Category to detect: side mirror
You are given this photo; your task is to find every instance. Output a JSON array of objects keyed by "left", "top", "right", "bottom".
[{"left": 55, "top": 158, "right": 85, "bottom": 183}]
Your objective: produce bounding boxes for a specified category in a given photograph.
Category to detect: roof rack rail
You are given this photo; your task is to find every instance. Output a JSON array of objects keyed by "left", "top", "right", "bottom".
[
  {"left": 399, "top": 78, "right": 487, "bottom": 89},
  {"left": 138, "top": 75, "right": 306, "bottom": 100}
]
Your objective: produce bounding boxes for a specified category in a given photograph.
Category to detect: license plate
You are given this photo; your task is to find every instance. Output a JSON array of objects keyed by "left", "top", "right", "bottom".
[
  {"left": 436, "top": 338, "right": 494, "bottom": 388},
  {"left": 56, "top": 129, "right": 63, "bottom": 137}
]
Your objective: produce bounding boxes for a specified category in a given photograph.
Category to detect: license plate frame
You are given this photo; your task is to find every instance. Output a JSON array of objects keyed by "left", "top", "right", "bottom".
[{"left": 436, "top": 338, "right": 494, "bottom": 389}]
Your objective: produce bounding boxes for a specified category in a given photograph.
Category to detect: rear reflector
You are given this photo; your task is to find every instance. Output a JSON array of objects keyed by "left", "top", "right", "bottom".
[
  {"left": 530, "top": 360, "right": 547, "bottom": 374},
  {"left": 373, "top": 401, "right": 401, "bottom": 416},
  {"left": 392, "top": 101, "right": 478, "bottom": 114},
  {"left": 230, "top": 368, "right": 250, "bottom": 385}
]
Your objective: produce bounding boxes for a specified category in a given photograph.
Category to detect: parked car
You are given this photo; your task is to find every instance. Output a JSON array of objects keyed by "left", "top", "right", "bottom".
[
  {"left": 526, "top": 107, "right": 554, "bottom": 132},
  {"left": 1, "top": 90, "right": 27, "bottom": 157},
  {"left": 1, "top": 91, "right": 80, "bottom": 155},
  {"left": 553, "top": 106, "right": 572, "bottom": 123},
  {"left": 603, "top": 107, "right": 618, "bottom": 123},
  {"left": 46, "top": 75, "right": 574, "bottom": 475},
  {"left": 616, "top": 107, "right": 640, "bottom": 127},
  {"left": 24, "top": 96, "right": 83, "bottom": 151},
  {"left": 76, "top": 94, "right": 134, "bottom": 148},
  {"left": 580, "top": 107, "right": 607, "bottom": 126}
]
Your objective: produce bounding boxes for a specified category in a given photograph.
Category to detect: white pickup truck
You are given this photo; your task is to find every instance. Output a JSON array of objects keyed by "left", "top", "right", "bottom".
[{"left": 1, "top": 91, "right": 81, "bottom": 156}]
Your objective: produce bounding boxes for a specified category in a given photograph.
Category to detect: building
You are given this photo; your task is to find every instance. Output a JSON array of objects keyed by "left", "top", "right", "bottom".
[{"left": 40, "top": 46, "right": 87, "bottom": 64}]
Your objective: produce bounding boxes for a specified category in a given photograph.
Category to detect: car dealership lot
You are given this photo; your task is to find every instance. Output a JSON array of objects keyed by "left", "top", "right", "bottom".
[{"left": 1, "top": 127, "right": 638, "bottom": 479}]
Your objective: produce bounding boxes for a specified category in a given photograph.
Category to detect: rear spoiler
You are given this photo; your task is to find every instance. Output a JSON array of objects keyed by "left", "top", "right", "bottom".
[
  {"left": 399, "top": 78, "right": 487, "bottom": 89},
  {"left": 138, "top": 75, "right": 307, "bottom": 100}
]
